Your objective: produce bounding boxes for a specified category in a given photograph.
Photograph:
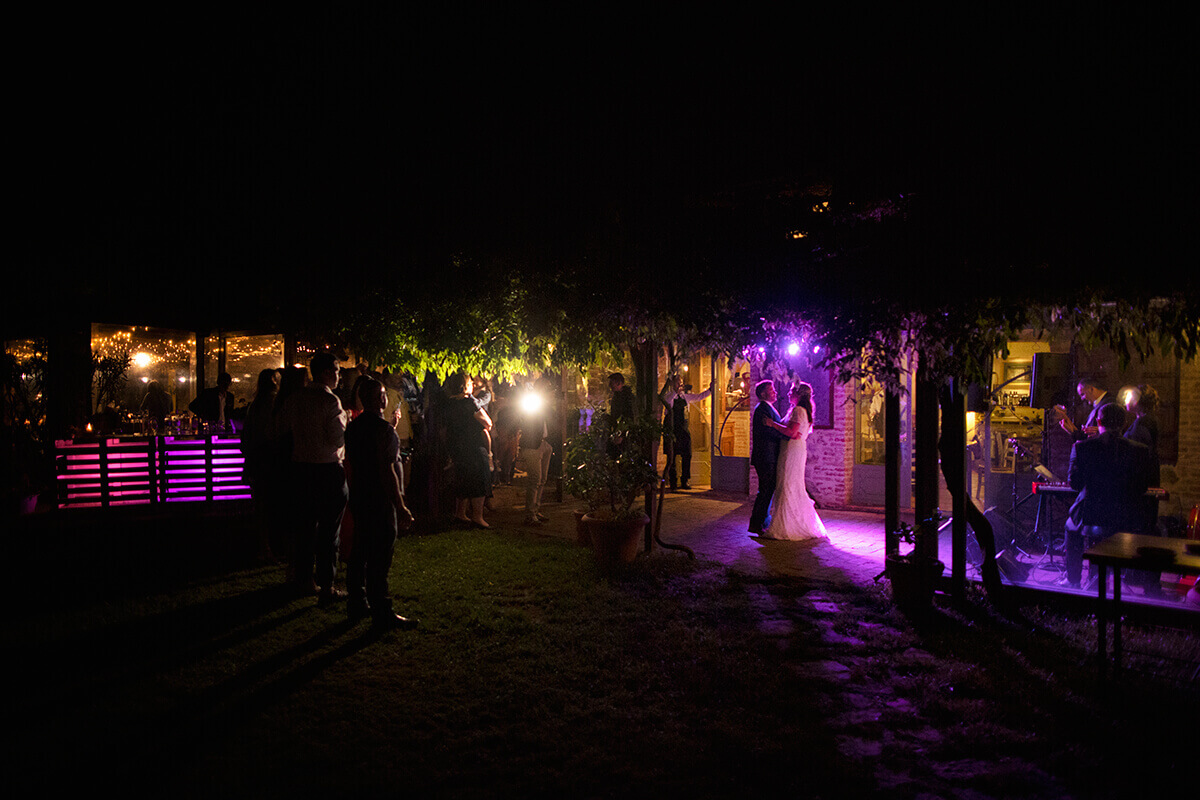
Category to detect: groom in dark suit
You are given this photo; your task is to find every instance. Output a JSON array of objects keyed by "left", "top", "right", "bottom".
[
  {"left": 749, "top": 380, "right": 789, "bottom": 535},
  {"left": 1062, "top": 402, "right": 1153, "bottom": 588}
]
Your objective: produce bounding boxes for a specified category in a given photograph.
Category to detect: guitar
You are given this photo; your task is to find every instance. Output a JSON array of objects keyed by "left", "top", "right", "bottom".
[
  {"left": 1188, "top": 505, "right": 1199, "bottom": 541},
  {"left": 1054, "top": 404, "right": 1098, "bottom": 438}
]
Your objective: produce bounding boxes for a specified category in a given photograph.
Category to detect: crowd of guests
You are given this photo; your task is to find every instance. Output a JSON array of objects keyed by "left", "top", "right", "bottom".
[
  {"left": 238, "top": 352, "right": 581, "bottom": 630},
  {"left": 229, "top": 356, "right": 1185, "bottom": 626},
  {"left": 241, "top": 353, "right": 421, "bottom": 630}
]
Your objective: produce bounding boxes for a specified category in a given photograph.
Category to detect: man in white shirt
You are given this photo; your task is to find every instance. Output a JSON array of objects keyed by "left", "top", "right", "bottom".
[{"left": 284, "top": 351, "right": 348, "bottom": 603}]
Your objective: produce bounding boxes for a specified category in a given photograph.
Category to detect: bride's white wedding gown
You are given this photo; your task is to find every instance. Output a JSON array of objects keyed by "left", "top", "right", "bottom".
[{"left": 762, "top": 406, "right": 827, "bottom": 541}]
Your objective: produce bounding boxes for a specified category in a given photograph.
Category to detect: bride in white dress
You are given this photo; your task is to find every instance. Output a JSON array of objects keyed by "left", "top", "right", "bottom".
[{"left": 762, "top": 382, "right": 828, "bottom": 540}]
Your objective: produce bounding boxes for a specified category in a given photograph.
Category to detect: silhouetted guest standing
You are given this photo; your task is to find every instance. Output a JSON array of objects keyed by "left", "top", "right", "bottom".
[
  {"left": 344, "top": 377, "right": 418, "bottom": 630},
  {"left": 140, "top": 380, "right": 172, "bottom": 428},
  {"left": 518, "top": 386, "right": 553, "bottom": 526},
  {"left": 1062, "top": 402, "right": 1152, "bottom": 589},
  {"left": 608, "top": 373, "right": 634, "bottom": 424},
  {"left": 1123, "top": 383, "right": 1161, "bottom": 496},
  {"left": 660, "top": 374, "right": 712, "bottom": 491},
  {"left": 243, "top": 369, "right": 280, "bottom": 481},
  {"left": 492, "top": 385, "right": 520, "bottom": 485},
  {"left": 749, "top": 380, "right": 789, "bottom": 535},
  {"left": 243, "top": 368, "right": 280, "bottom": 562},
  {"left": 283, "top": 352, "right": 348, "bottom": 603},
  {"left": 190, "top": 371, "right": 235, "bottom": 427},
  {"left": 1123, "top": 384, "right": 1164, "bottom": 594},
  {"left": 444, "top": 372, "right": 492, "bottom": 528}
]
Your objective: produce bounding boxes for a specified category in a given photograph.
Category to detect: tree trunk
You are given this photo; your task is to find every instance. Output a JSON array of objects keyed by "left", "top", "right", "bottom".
[{"left": 630, "top": 339, "right": 660, "bottom": 552}]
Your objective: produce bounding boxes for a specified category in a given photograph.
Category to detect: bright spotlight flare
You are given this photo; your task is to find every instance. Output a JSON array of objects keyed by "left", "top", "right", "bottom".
[{"left": 520, "top": 387, "right": 545, "bottom": 415}]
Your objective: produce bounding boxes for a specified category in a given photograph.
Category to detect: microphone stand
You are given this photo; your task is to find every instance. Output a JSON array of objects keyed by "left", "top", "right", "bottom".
[{"left": 1007, "top": 435, "right": 1051, "bottom": 558}]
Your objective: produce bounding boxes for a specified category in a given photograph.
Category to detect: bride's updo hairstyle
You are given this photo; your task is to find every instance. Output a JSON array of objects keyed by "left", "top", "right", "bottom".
[{"left": 791, "top": 381, "right": 814, "bottom": 422}]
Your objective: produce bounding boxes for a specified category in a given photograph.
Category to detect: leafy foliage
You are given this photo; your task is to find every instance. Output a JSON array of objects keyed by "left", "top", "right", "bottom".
[
  {"left": 2, "top": 341, "right": 52, "bottom": 495},
  {"left": 91, "top": 350, "right": 129, "bottom": 413},
  {"left": 563, "top": 411, "right": 665, "bottom": 520},
  {"left": 302, "top": 181, "right": 1196, "bottom": 399},
  {"left": 734, "top": 187, "right": 1200, "bottom": 392}
]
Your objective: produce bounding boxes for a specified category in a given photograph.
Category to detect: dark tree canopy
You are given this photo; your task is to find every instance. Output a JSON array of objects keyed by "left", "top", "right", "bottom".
[{"left": 7, "top": 8, "right": 1196, "bottom": 375}]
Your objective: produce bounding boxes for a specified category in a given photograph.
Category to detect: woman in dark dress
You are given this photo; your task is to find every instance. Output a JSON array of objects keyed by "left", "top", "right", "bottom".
[
  {"left": 1123, "top": 383, "right": 1161, "bottom": 533},
  {"left": 243, "top": 368, "right": 281, "bottom": 560},
  {"left": 445, "top": 372, "right": 493, "bottom": 528}
]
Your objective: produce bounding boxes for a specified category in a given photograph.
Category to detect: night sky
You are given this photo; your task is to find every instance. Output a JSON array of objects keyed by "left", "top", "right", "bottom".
[{"left": 8, "top": 10, "right": 1195, "bottom": 333}]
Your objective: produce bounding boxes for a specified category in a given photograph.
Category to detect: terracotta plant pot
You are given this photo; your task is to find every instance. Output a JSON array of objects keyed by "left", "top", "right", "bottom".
[
  {"left": 582, "top": 512, "right": 648, "bottom": 566},
  {"left": 18, "top": 492, "right": 40, "bottom": 514},
  {"left": 574, "top": 509, "right": 591, "bottom": 547}
]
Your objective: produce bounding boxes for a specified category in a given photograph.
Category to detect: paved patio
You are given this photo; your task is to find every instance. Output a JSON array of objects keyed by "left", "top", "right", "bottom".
[
  {"left": 489, "top": 477, "right": 1200, "bottom": 610},
  {"left": 489, "top": 480, "right": 892, "bottom": 587}
]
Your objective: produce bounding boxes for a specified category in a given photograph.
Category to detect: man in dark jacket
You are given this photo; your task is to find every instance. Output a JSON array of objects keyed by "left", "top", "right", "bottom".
[
  {"left": 344, "top": 377, "right": 418, "bottom": 630},
  {"left": 189, "top": 372, "right": 234, "bottom": 426},
  {"left": 1058, "top": 376, "right": 1108, "bottom": 442},
  {"left": 749, "top": 380, "right": 789, "bottom": 535},
  {"left": 608, "top": 373, "right": 634, "bottom": 423},
  {"left": 1062, "top": 402, "right": 1153, "bottom": 588}
]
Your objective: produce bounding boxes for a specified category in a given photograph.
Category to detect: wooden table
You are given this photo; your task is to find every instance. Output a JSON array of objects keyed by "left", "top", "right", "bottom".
[{"left": 1083, "top": 533, "right": 1200, "bottom": 672}]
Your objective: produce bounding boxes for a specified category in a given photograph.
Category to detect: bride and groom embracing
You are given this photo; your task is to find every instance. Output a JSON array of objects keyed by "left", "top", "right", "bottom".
[{"left": 748, "top": 379, "right": 828, "bottom": 541}]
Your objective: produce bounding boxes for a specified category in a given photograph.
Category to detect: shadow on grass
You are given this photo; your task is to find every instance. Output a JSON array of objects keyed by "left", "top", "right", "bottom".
[
  {"left": 11, "top": 508, "right": 1197, "bottom": 799},
  {"left": 881, "top": 590, "right": 1198, "bottom": 798}
]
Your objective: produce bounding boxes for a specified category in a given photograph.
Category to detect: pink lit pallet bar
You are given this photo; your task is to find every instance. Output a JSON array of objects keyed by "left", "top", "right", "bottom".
[{"left": 55, "top": 435, "right": 251, "bottom": 508}]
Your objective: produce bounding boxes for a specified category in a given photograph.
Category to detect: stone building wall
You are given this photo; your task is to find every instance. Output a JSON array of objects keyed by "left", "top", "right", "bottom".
[
  {"left": 1167, "top": 358, "right": 1200, "bottom": 522},
  {"left": 805, "top": 380, "right": 854, "bottom": 507}
]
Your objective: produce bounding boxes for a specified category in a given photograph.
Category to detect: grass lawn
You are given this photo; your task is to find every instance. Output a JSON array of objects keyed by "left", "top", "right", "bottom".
[{"left": 8, "top": 508, "right": 1198, "bottom": 799}]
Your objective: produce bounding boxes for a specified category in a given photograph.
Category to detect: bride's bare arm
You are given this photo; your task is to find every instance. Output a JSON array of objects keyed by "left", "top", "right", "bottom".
[
  {"left": 783, "top": 407, "right": 811, "bottom": 439},
  {"left": 765, "top": 418, "right": 789, "bottom": 435}
]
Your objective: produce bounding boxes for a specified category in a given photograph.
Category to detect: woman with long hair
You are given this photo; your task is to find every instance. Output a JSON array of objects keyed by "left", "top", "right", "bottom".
[
  {"left": 244, "top": 368, "right": 281, "bottom": 561},
  {"left": 762, "top": 382, "right": 827, "bottom": 540},
  {"left": 1124, "top": 383, "right": 1162, "bottom": 533}
]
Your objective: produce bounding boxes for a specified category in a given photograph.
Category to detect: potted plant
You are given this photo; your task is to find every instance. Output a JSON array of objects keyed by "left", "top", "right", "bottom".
[
  {"left": 564, "top": 411, "right": 664, "bottom": 564},
  {"left": 563, "top": 430, "right": 606, "bottom": 546},
  {"left": 885, "top": 519, "right": 945, "bottom": 611}
]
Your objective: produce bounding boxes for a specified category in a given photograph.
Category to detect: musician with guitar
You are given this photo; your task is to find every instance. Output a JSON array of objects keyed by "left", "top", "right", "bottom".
[{"left": 1056, "top": 376, "right": 1108, "bottom": 441}]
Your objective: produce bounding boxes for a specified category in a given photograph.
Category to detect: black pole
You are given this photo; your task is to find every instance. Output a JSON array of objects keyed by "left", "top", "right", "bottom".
[
  {"left": 885, "top": 388, "right": 901, "bottom": 553},
  {"left": 948, "top": 379, "right": 968, "bottom": 598},
  {"left": 914, "top": 374, "right": 940, "bottom": 562}
]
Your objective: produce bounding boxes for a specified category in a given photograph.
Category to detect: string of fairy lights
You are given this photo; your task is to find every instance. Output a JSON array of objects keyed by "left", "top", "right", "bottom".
[
  {"left": 4, "top": 340, "right": 41, "bottom": 362},
  {"left": 91, "top": 326, "right": 196, "bottom": 366},
  {"left": 76, "top": 326, "right": 287, "bottom": 405}
]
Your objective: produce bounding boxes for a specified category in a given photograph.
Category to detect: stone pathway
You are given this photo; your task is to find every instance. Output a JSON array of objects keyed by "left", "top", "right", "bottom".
[
  {"left": 729, "top": 580, "right": 1077, "bottom": 799},
  {"left": 491, "top": 481, "right": 892, "bottom": 587},
  {"left": 485, "top": 482, "right": 1105, "bottom": 798}
]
